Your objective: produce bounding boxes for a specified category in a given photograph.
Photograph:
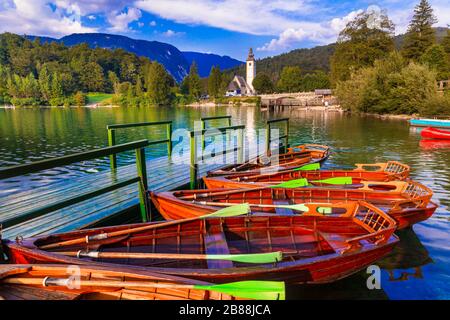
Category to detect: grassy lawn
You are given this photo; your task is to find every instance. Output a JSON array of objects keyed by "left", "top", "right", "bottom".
[{"left": 86, "top": 92, "right": 113, "bottom": 104}]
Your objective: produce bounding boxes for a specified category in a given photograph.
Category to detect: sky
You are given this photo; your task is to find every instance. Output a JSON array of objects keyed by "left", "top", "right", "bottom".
[{"left": 0, "top": 0, "right": 449, "bottom": 61}]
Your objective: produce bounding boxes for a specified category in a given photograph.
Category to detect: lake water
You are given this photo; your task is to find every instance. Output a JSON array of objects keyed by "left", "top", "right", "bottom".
[{"left": 0, "top": 105, "right": 449, "bottom": 299}]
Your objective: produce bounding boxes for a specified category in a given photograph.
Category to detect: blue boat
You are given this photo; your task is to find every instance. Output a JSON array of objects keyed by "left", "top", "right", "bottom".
[{"left": 410, "top": 118, "right": 450, "bottom": 128}]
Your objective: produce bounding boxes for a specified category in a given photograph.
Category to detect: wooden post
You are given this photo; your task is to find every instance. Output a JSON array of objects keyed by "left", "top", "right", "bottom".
[
  {"left": 285, "top": 119, "right": 290, "bottom": 151},
  {"left": 135, "top": 147, "right": 149, "bottom": 222},
  {"left": 190, "top": 133, "right": 198, "bottom": 190},
  {"left": 167, "top": 122, "right": 172, "bottom": 157},
  {"left": 200, "top": 120, "right": 206, "bottom": 151},
  {"left": 265, "top": 123, "right": 271, "bottom": 155},
  {"left": 237, "top": 127, "right": 244, "bottom": 164},
  {"left": 107, "top": 129, "right": 117, "bottom": 171}
]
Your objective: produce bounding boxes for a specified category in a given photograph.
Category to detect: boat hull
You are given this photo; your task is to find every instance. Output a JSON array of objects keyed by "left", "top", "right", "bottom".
[
  {"left": 410, "top": 119, "right": 450, "bottom": 128},
  {"left": 151, "top": 186, "right": 437, "bottom": 229},
  {"left": 3, "top": 211, "right": 398, "bottom": 285},
  {"left": 420, "top": 127, "right": 450, "bottom": 140}
]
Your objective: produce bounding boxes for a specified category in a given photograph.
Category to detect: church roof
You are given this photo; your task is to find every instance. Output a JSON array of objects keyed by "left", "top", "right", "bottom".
[{"left": 247, "top": 48, "right": 255, "bottom": 61}]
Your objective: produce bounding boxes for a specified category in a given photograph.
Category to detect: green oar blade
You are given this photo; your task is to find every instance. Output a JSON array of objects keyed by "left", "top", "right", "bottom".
[
  {"left": 293, "top": 163, "right": 320, "bottom": 171},
  {"left": 279, "top": 204, "right": 310, "bottom": 212},
  {"left": 312, "top": 177, "right": 353, "bottom": 185},
  {"left": 270, "top": 178, "right": 308, "bottom": 188},
  {"left": 194, "top": 281, "right": 285, "bottom": 300},
  {"left": 207, "top": 251, "right": 283, "bottom": 264},
  {"left": 203, "top": 203, "right": 251, "bottom": 218}
]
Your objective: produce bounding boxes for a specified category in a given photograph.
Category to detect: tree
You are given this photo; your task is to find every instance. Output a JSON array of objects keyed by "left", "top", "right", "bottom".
[
  {"left": 330, "top": 9, "right": 395, "bottom": 83},
  {"left": 38, "top": 64, "right": 52, "bottom": 102},
  {"left": 300, "top": 71, "right": 330, "bottom": 92},
  {"left": 402, "top": 0, "right": 438, "bottom": 60},
  {"left": 442, "top": 27, "right": 450, "bottom": 55},
  {"left": 146, "top": 62, "right": 173, "bottom": 105},
  {"left": 277, "top": 66, "right": 302, "bottom": 92},
  {"left": 73, "top": 91, "right": 86, "bottom": 106},
  {"left": 207, "top": 66, "right": 222, "bottom": 98},
  {"left": 188, "top": 61, "right": 201, "bottom": 99},
  {"left": 421, "top": 45, "right": 450, "bottom": 80},
  {"left": 252, "top": 73, "right": 274, "bottom": 94},
  {"left": 50, "top": 72, "right": 63, "bottom": 106},
  {"left": 80, "top": 62, "right": 105, "bottom": 92}
]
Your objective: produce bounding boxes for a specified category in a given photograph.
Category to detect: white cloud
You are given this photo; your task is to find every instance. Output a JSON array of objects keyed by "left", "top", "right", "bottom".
[
  {"left": 0, "top": 0, "right": 97, "bottom": 37},
  {"left": 149, "top": 20, "right": 157, "bottom": 27},
  {"left": 107, "top": 7, "right": 142, "bottom": 32},
  {"left": 162, "top": 29, "right": 185, "bottom": 37},
  {"left": 134, "top": 0, "right": 315, "bottom": 36},
  {"left": 87, "top": 15, "right": 96, "bottom": 20},
  {"left": 257, "top": 10, "right": 363, "bottom": 51},
  {"left": 138, "top": 22, "right": 144, "bottom": 28}
]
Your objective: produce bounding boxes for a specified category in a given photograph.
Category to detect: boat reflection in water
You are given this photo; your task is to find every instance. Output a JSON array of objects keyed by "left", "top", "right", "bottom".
[
  {"left": 289, "top": 228, "right": 431, "bottom": 300},
  {"left": 420, "top": 139, "right": 450, "bottom": 150},
  {"left": 377, "top": 228, "right": 432, "bottom": 282}
]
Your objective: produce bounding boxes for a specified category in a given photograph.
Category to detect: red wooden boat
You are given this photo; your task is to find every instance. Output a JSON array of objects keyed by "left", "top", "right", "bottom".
[
  {"left": 3, "top": 201, "right": 398, "bottom": 284},
  {"left": 420, "top": 127, "right": 450, "bottom": 140},
  {"left": 419, "top": 139, "right": 450, "bottom": 150},
  {"left": 151, "top": 181, "right": 437, "bottom": 229},
  {"left": 204, "top": 161, "right": 410, "bottom": 189},
  {"left": 207, "top": 144, "right": 330, "bottom": 176},
  {"left": 0, "top": 264, "right": 249, "bottom": 300}
]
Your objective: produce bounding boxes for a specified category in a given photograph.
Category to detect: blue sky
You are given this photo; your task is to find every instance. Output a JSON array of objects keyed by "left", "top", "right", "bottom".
[{"left": 1, "top": 0, "right": 449, "bottom": 61}]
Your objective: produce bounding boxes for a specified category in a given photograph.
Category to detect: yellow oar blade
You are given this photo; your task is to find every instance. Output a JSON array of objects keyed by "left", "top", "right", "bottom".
[{"left": 203, "top": 203, "right": 251, "bottom": 218}]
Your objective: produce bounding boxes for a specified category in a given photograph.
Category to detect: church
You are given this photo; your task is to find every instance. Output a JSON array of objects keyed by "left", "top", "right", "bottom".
[{"left": 226, "top": 48, "right": 256, "bottom": 96}]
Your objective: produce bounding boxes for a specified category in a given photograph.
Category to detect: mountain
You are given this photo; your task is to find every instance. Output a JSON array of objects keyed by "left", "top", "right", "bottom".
[
  {"left": 394, "top": 27, "right": 449, "bottom": 48},
  {"left": 182, "top": 52, "right": 243, "bottom": 77},
  {"left": 27, "top": 33, "right": 189, "bottom": 82}
]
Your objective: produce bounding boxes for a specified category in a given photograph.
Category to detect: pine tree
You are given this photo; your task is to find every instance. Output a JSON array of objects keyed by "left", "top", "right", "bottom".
[
  {"left": 50, "top": 72, "right": 63, "bottom": 106},
  {"left": 207, "top": 66, "right": 222, "bottom": 98},
  {"left": 188, "top": 61, "right": 201, "bottom": 99},
  {"left": 146, "top": 62, "right": 172, "bottom": 105},
  {"left": 402, "top": 0, "right": 438, "bottom": 60}
]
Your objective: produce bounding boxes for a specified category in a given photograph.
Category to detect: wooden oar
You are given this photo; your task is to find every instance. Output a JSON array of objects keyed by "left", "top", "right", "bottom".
[
  {"left": 3, "top": 278, "right": 285, "bottom": 300},
  {"left": 194, "top": 201, "right": 310, "bottom": 212},
  {"left": 40, "top": 204, "right": 251, "bottom": 250},
  {"left": 293, "top": 163, "right": 321, "bottom": 171},
  {"left": 58, "top": 250, "right": 283, "bottom": 264}
]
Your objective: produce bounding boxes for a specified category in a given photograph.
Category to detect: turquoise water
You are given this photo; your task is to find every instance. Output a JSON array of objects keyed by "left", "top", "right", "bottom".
[{"left": 0, "top": 106, "right": 449, "bottom": 299}]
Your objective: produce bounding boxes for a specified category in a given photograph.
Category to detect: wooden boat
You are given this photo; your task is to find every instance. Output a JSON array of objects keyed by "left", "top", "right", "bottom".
[
  {"left": 410, "top": 118, "right": 450, "bottom": 128},
  {"left": 420, "top": 127, "right": 450, "bottom": 140},
  {"left": 3, "top": 201, "right": 398, "bottom": 284},
  {"left": 207, "top": 144, "right": 330, "bottom": 177},
  {"left": 151, "top": 181, "right": 437, "bottom": 229},
  {"left": 0, "top": 264, "right": 250, "bottom": 300},
  {"left": 204, "top": 161, "right": 410, "bottom": 189}
]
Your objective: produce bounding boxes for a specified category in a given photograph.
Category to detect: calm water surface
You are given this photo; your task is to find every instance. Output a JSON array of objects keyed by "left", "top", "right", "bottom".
[{"left": 0, "top": 106, "right": 449, "bottom": 299}]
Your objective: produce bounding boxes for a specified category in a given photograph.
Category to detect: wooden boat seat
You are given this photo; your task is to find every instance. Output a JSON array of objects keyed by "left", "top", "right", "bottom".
[
  {"left": 204, "top": 222, "right": 233, "bottom": 269},
  {"left": 272, "top": 200, "right": 295, "bottom": 215},
  {"left": 318, "top": 232, "right": 352, "bottom": 254}
]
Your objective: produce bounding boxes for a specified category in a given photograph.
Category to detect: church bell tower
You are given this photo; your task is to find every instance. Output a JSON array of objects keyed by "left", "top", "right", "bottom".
[{"left": 246, "top": 48, "right": 256, "bottom": 93}]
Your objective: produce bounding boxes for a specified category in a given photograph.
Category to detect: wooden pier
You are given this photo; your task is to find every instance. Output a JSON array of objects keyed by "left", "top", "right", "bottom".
[{"left": 0, "top": 117, "right": 289, "bottom": 240}]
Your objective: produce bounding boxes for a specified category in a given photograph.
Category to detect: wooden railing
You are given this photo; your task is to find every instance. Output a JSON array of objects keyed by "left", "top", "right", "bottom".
[
  {"left": 0, "top": 140, "right": 151, "bottom": 228},
  {"left": 190, "top": 125, "right": 245, "bottom": 189},
  {"left": 107, "top": 121, "right": 172, "bottom": 171},
  {"left": 266, "top": 118, "right": 289, "bottom": 154}
]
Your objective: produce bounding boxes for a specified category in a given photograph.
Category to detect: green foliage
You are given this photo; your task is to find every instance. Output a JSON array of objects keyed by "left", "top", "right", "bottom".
[
  {"left": 330, "top": 11, "right": 395, "bottom": 83},
  {"left": 86, "top": 92, "right": 113, "bottom": 104},
  {"left": 420, "top": 44, "right": 450, "bottom": 79},
  {"left": 336, "top": 52, "right": 438, "bottom": 115},
  {"left": 299, "top": 71, "right": 330, "bottom": 92},
  {"left": 402, "top": 0, "right": 438, "bottom": 60},
  {"left": 207, "top": 65, "right": 222, "bottom": 98},
  {"left": 0, "top": 32, "right": 178, "bottom": 106},
  {"left": 145, "top": 62, "right": 173, "bottom": 105},
  {"left": 188, "top": 61, "right": 201, "bottom": 99},
  {"left": 442, "top": 29, "right": 450, "bottom": 54},
  {"left": 252, "top": 73, "right": 274, "bottom": 94},
  {"left": 277, "top": 66, "right": 302, "bottom": 92}
]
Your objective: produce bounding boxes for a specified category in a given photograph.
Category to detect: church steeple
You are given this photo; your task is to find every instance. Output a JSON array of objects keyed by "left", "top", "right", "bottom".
[
  {"left": 246, "top": 48, "right": 256, "bottom": 93},
  {"left": 247, "top": 48, "right": 255, "bottom": 61}
]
